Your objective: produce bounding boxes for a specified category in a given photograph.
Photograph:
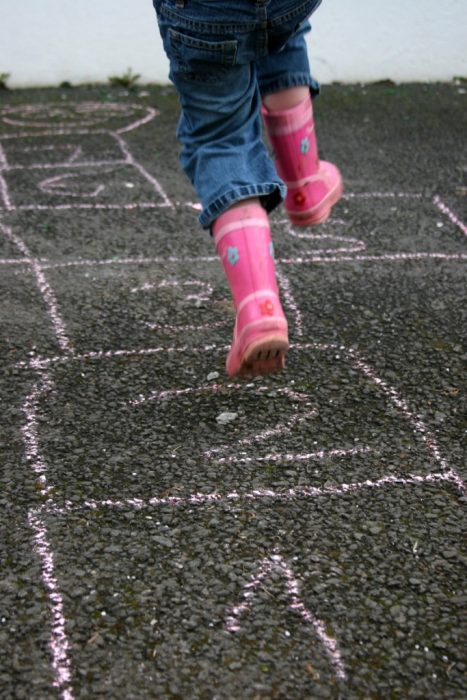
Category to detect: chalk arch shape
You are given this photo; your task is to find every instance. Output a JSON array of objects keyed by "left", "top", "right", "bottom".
[
  {"left": 131, "top": 279, "right": 215, "bottom": 304},
  {"left": 0, "top": 102, "right": 158, "bottom": 133},
  {"left": 280, "top": 218, "right": 366, "bottom": 255},
  {"left": 225, "top": 548, "right": 347, "bottom": 680}
]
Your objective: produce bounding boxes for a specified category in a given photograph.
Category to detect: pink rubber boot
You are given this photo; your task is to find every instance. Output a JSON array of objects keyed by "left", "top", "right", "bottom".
[
  {"left": 213, "top": 202, "right": 289, "bottom": 377},
  {"left": 262, "top": 95, "right": 343, "bottom": 226}
]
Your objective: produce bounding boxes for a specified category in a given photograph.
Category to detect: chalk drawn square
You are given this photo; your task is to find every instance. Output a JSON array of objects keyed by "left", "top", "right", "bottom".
[
  {"left": 41, "top": 259, "right": 229, "bottom": 353},
  {"left": 271, "top": 193, "right": 467, "bottom": 259},
  {"left": 37, "top": 479, "right": 464, "bottom": 698},
  {"left": 0, "top": 133, "right": 125, "bottom": 169},
  {"left": 42, "top": 504, "right": 347, "bottom": 697},
  {"left": 27, "top": 344, "right": 445, "bottom": 504},
  {"left": 3, "top": 164, "right": 165, "bottom": 209},
  {"left": 0, "top": 206, "right": 214, "bottom": 261},
  {"left": 0, "top": 265, "right": 68, "bottom": 358}
]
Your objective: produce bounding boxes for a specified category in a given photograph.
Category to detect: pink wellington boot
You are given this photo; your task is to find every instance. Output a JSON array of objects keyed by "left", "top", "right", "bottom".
[
  {"left": 262, "top": 95, "right": 343, "bottom": 226},
  {"left": 213, "top": 202, "right": 289, "bottom": 377}
]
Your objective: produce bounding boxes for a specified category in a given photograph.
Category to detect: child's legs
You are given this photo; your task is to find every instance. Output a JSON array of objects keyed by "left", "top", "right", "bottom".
[
  {"left": 153, "top": 2, "right": 324, "bottom": 228},
  {"left": 174, "top": 63, "right": 284, "bottom": 229},
  {"left": 257, "top": 20, "right": 320, "bottom": 106},
  {"left": 263, "top": 86, "right": 310, "bottom": 111},
  {"left": 258, "top": 19, "right": 343, "bottom": 226},
  {"left": 154, "top": 1, "right": 287, "bottom": 230},
  {"left": 151, "top": 1, "right": 323, "bottom": 374}
]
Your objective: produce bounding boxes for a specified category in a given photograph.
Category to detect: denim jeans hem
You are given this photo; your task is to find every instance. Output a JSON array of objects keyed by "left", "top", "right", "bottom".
[
  {"left": 199, "top": 182, "right": 287, "bottom": 229},
  {"left": 259, "top": 73, "right": 320, "bottom": 98}
]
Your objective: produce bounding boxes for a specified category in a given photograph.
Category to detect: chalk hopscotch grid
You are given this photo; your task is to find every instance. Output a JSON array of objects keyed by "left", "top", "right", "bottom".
[
  {"left": 0, "top": 102, "right": 466, "bottom": 698},
  {"left": 13, "top": 257, "right": 467, "bottom": 699},
  {"left": 1, "top": 103, "right": 466, "bottom": 239},
  {"left": 0, "top": 103, "right": 173, "bottom": 211},
  {"left": 21, "top": 339, "right": 466, "bottom": 699}
]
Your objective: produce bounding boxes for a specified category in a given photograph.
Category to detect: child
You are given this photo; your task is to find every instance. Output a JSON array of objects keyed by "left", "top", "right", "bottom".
[{"left": 152, "top": 0, "right": 342, "bottom": 376}]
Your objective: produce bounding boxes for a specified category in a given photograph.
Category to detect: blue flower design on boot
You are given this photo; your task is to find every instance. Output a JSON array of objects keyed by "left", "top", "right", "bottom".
[
  {"left": 227, "top": 246, "right": 240, "bottom": 266},
  {"left": 300, "top": 137, "right": 310, "bottom": 154}
]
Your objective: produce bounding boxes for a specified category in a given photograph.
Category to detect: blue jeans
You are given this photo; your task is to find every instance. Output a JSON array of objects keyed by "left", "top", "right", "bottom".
[{"left": 153, "top": 0, "right": 322, "bottom": 228}]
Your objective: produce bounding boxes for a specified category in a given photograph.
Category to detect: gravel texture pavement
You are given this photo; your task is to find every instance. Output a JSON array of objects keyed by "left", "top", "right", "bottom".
[{"left": 0, "top": 82, "right": 466, "bottom": 699}]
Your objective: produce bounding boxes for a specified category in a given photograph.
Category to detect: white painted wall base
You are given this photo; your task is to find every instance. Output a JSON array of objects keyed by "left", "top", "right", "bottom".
[{"left": 2, "top": 0, "right": 466, "bottom": 88}]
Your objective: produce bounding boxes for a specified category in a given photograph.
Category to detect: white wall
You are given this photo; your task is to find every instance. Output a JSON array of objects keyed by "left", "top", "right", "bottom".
[{"left": 2, "top": 0, "right": 466, "bottom": 88}]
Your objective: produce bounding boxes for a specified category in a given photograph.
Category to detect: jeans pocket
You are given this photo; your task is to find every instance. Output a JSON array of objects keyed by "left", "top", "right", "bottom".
[{"left": 168, "top": 28, "right": 238, "bottom": 84}]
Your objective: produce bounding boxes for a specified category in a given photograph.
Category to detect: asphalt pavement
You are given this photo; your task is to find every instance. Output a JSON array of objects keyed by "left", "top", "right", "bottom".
[{"left": 0, "top": 82, "right": 466, "bottom": 699}]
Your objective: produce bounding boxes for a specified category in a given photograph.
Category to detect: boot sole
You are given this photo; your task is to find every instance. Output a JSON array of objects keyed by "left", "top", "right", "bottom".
[{"left": 234, "top": 333, "right": 289, "bottom": 378}]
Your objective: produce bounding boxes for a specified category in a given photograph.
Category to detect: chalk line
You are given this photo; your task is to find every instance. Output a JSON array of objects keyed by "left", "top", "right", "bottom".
[
  {"left": 280, "top": 252, "right": 467, "bottom": 265},
  {"left": 28, "top": 512, "right": 74, "bottom": 700},
  {"left": 275, "top": 266, "right": 304, "bottom": 337},
  {"left": 0, "top": 142, "right": 12, "bottom": 207},
  {"left": 116, "top": 106, "right": 159, "bottom": 134},
  {"left": 0, "top": 171, "right": 13, "bottom": 209},
  {"left": 210, "top": 445, "right": 373, "bottom": 466},
  {"left": 4, "top": 251, "right": 464, "bottom": 271},
  {"left": 342, "top": 192, "right": 423, "bottom": 200},
  {"left": 433, "top": 195, "right": 467, "bottom": 237},
  {"left": 0, "top": 141, "right": 8, "bottom": 169},
  {"left": 343, "top": 346, "right": 453, "bottom": 475},
  {"left": 0, "top": 258, "right": 30, "bottom": 265},
  {"left": 38, "top": 255, "right": 217, "bottom": 270},
  {"left": 7, "top": 158, "right": 128, "bottom": 172},
  {"left": 14, "top": 344, "right": 225, "bottom": 370},
  {"left": 32, "top": 471, "right": 463, "bottom": 518},
  {"left": 145, "top": 319, "right": 230, "bottom": 333},
  {"left": 12, "top": 202, "right": 173, "bottom": 211},
  {"left": 111, "top": 131, "right": 173, "bottom": 208},
  {"left": 0, "top": 222, "right": 74, "bottom": 355},
  {"left": 0, "top": 128, "right": 119, "bottom": 141},
  {"left": 21, "top": 374, "right": 55, "bottom": 498}
]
